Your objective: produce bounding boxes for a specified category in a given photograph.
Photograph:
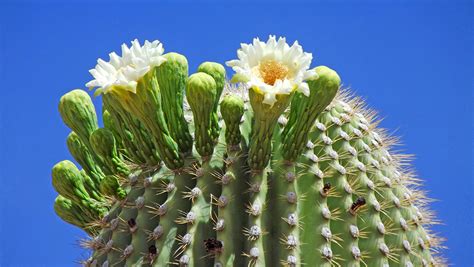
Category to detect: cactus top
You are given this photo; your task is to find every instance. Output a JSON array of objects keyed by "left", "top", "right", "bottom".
[
  {"left": 226, "top": 35, "right": 317, "bottom": 106},
  {"left": 54, "top": 37, "right": 445, "bottom": 267},
  {"left": 86, "top": 39, "right": 166, "bottom": 94}
]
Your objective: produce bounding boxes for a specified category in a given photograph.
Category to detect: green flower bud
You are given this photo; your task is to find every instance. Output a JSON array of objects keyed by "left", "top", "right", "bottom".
[
  {"left": 307, "top": 66, "right": 340, "bottom": 105},
  {"left": 54, "top": 195, "right": 87, "bottom": 228},
  {"left": 198, "top": 62, "right": 226, "bottom": 141},
  {"left": 156, "top": 52, "right": 193, "bottom": 153},
  {"left": 54, "top": 195, "right": 103, "bottom": 235},
  {"left": 67, "top": 132, "right": 105, "bottom": 185},
  {"left": 100, "top": 175, "right": 126, "bottom": 200},
  {"left": 282, "top": 66, "right": 340, "bottom": 161},
  {"left": 220, "top": 95, "right": 245, "bottom": 122},
  {"left": 52, "top": 161, "right": 107, "bottom": 223},
  {"left": 58, "top": 89, "right": 98, "bottom": 147},
  {"left": 52, "top": 160, "right": 91, "bottom": 204},
  {"left": 197, "top": 62, "right": 226, "bottom": 101},
  {"left": 186, "top": 72, "right": 217, "bottom": 157},
  {"left": 220, "top": 95, "right": 244, "bottom": 146},
  {"left": 186, "top": 72, "right": 217, "bottom": 110}
]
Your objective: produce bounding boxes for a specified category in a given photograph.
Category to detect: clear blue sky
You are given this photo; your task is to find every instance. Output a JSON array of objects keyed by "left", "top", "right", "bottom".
[{"left": 0, "top": 0, "right": 472, "bottom": 266}]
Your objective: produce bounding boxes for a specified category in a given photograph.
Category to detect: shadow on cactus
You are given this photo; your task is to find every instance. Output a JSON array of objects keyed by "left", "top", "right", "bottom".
[{"left": 52, "top": 37, "right": 446, "bottom": 266}]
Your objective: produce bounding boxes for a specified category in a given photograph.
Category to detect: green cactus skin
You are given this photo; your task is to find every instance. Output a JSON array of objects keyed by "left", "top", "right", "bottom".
[{"left": 53, "top": 62, "right": 445, "bottom": 267}]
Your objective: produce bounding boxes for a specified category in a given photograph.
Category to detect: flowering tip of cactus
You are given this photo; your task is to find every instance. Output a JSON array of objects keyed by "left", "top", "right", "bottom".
[
  {"left": 198, "top": 62, "right": 226, "bottom": 90},
  {"left": 59, "top": 89, "right": 98, "bottom": 140},
  {"left": 53, "top": 37, "right": 445, "bottom": 267},
  {"left": 186, "top": 72, "right": 217, "bottom": 104},
  {"left": 226, "top": 35, "right": 317, "bottom": 106},
  {"left": 86, "top": 39, "right": 166, "bottom": 94},
  {"left": 52, "top": 160, "right": 88, "bottom": 202}
]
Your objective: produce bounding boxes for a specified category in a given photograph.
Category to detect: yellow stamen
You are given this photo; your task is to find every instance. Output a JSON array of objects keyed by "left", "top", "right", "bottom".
[{"left": 259, "top": 60, "right": 289, "bottom": 85}]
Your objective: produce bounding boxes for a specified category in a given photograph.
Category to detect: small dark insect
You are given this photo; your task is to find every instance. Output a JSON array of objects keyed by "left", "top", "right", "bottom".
[
  {"left": 203, "top": 238, "right": 223, "bottom": 254},
  {"left": 148, "top": 245, "right": 157, "bottom": 255},
  {"left": 349, "top": 197, "right": 366, "bottom": 215},
  {"left": 322, "top": 182, "right": 331, "bottom": 196}
]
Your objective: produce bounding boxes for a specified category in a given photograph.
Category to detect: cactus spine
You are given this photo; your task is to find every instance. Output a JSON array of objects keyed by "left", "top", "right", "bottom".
[{"left": 52, "top": 38, "right": 445, "bottom": 267}]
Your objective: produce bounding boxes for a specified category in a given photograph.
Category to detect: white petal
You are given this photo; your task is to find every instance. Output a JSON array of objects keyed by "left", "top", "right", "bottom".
[
  {"left": 86, "top": 39, "right": 166, "bottom": 93},
  {"left": 298, "top": 82, "right": 310, "bottom": 96},
  {"left": 304, "top": 69, "right": 318, "bottom": 80},
  {"left": 226, "top": 59, "right": 240, "bottom": 67},
  {"left": 226, "top": 35, "right": 316, "bottom": 107},
  {"left": 262, "top": 92, "right": 277, "bottom": 106}
]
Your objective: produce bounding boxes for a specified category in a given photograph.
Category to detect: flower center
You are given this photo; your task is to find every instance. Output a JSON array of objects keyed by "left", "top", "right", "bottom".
[{"left": 258, "top": 60, "right": 289, "bottom": 85}]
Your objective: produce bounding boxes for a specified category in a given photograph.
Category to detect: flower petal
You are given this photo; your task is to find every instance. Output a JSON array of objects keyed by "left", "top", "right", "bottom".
[
  {"left": 86, "top": 39, "right": 166, "bottom": 94},
  {"left": 226, "top": 35, "right": 316, "bottom": 105}
]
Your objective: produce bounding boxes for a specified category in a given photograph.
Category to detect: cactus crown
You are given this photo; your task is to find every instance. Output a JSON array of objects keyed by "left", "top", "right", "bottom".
[{"left": 52, "top": 37, "right": 445, "bottom": 267}]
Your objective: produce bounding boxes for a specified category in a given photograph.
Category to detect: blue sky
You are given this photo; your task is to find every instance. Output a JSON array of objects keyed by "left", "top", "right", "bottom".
[{"left": 0, "top": 0, "right": 472, "bottom": 266}]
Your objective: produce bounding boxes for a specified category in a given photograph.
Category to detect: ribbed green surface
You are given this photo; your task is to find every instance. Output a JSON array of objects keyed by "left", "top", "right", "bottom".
[{"left": 52, "top": 64, "right": 444, "bottom": 267}]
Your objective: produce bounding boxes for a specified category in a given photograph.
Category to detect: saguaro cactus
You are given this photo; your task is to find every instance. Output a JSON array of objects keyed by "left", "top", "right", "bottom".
[{"left": 52, "top": 37, "right": 445, "bottom": 266}]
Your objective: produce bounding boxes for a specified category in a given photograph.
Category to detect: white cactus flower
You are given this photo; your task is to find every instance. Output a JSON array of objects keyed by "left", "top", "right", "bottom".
[
  {"left": 86, "top": 39, "right": 166, "bottom": 94},
  {"left": 226, "top": 35, "right": 317, "bottom": 106}
]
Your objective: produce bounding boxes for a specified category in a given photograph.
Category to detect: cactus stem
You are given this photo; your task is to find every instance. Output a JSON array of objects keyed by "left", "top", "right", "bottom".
[{"left": 54, "top": 43, "right": 445, "bottom": 266}]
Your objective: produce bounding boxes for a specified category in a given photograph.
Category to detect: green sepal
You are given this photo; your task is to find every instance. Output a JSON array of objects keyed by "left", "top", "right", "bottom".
[
  {"left": 106, "top": 71, "right": 183, "bottom": 169},
  {"left": 103, "top": 96, "right": 160, "bottom": 165},
  {"left": 93, "top": 88, "right": 104, "bottom": 97},
  {"left": 248, "top": 87, "right": 293, "bottom": 170},
  {"left": 90, "top": 128, "right": 130, "bottom": 176},
  {"left": 102, "top": 110, "right": 124, "bottom": 150},
  {"left": 79, "top": 169, "right": 104, "bottom": 202}
]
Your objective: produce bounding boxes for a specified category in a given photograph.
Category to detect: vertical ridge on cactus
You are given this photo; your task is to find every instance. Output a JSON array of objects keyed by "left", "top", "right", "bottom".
[{"left": 52, "top": 37, "right": 446, "bottom": 267}]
